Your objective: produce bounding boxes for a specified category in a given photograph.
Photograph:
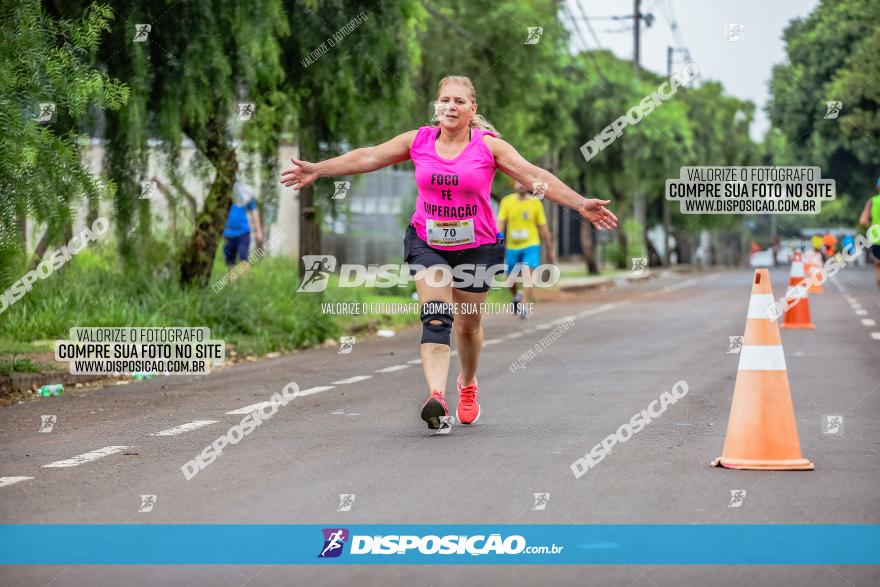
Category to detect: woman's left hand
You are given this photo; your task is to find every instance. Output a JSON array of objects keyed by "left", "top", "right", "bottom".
[{"left": 579, "top": 198, "right": 618, "bottom": 230}]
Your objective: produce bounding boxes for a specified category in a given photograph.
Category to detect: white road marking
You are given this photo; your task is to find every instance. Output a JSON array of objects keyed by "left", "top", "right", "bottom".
[
  {"left": 151, "top": 421, "right": 218, "bottom": 437},
  {"left": 296, "top": 385, "right": 335, "bottom": 397},
  {"left": 855, "top": 309, "right": 868, "bottom": 315},
  {"left": 663, "top": 278, "right": 698, "bottom": 293},
  {"left": 578, "top": 302, "right": 624, "bottom": 318},
  {"left": 0, "top": 476, "right": 33, "bottom": 488},
  {"left": 375, "top": 365, "right": 410, "bottom": 373},
  {"left": 43, "top": 446, "right": 131, "bottom": 468},
  {"left": 227, "top": 402, "right": 272, "bottom": 415},
  {"left": 871, "top": 332, "right": 880, "bottom": 340},
  {"left": 505, "top": 332, "right": 524, "bottom": 339},
  {"left": 407, "top": 359, "right": 422, "bottom": 364},
  {"left": 862, "top": 319, "right": 876, "bottom": 327},
  {"left": 331, "top": 375, "right": 372, "bottom": 385},
  {"left": 484, "top": 339, "right": 501, "bottom": 346}
]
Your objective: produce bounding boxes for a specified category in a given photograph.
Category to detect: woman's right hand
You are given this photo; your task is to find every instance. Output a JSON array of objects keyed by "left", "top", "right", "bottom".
[{"left": 280, "top": 158, "right": 320, "bottom": 189}]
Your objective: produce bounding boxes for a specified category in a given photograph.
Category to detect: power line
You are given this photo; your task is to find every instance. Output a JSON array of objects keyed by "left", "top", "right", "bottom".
[
  {"left": 570, "top": 0, "right": 617, "bottom": 85},
  {"left": 597, "top": 25, "right": 634, "bottom": 34},
  {"left": 560, "top": 0, "right": 592, "bottom": 54},
  {"left": 571, "top": 0, "right": 605, "bottom": 50},
  {"left": 652, "top": 0, "right": 692, "bottom": 63}
]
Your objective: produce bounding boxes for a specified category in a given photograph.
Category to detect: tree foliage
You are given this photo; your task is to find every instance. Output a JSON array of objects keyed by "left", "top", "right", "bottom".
[
  {"left": 0, "top": 0, "right": 127, "bottom": 287},
  {"left": 767, "top": 0, "right": 880, "bottom": 216}
]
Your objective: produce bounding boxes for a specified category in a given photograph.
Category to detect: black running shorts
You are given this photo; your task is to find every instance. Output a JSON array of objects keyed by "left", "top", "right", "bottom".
[{"left": 403, "top": 224, "right": 505, "bottom": 293}]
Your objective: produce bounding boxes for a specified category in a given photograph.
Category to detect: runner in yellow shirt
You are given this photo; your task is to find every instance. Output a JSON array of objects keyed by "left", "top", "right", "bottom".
[
  {"left": 810, "top": 234, "right": 822, "bottom": 255},
  {"left": 858, "top": 177, "right": 880, "bottom": 289},
  {"left": 497, "top": 182, "right": 556, "bottom": 319}
]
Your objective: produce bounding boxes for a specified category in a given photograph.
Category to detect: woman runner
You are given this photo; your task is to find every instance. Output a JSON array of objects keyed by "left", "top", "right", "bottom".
[{"left": 281, "top": 75, "right": 617, "bottom": 429}]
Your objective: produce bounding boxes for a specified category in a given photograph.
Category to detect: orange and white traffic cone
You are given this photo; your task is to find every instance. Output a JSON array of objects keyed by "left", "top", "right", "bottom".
[
  {"left": 805, "top": 251, "right": 824, "bottom": 294},
  {"left": 782, "top": 255, "right": 815, "bottom": 330},
  {"left": 788, "top": 251, "right": 805, "bottom": 286},
  {"left": 712, "top": 269, "right": 814, "bottom": 470}
]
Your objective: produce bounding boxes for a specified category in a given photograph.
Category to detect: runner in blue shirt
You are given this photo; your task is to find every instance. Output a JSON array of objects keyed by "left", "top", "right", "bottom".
[{"left": 223, "top": 181, "right": 263, "bottom": 268}]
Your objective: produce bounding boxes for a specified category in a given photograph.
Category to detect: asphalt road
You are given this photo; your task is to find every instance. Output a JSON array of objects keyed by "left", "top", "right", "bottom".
[{"left": 1, "top": 266, "right": 878, "bottom": 586}]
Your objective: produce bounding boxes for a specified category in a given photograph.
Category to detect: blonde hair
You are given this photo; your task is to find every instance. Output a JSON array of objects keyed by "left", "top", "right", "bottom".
[{"left": 434, "top": 75, "right": 499, "bottom": 135}]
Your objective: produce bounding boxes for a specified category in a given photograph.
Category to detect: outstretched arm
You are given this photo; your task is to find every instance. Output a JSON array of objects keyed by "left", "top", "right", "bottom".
[
  {"left": 485, "top": 136, "right": 618, "bottom": 230},
  {"left": 280, "top": 130, "right": 417, "bottom": 190},
  {"left": 859, "top": 199, "right": 871, "bottom": 226}
]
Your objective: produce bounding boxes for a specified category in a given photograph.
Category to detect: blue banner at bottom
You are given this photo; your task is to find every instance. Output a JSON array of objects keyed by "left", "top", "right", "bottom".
[{"left": 1, "top": 525, "right": 878, "bottom": 565}]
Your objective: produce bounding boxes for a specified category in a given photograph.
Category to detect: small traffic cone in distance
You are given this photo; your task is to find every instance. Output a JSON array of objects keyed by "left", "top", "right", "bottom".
[
  {"left": 712, "top": 269, "right": 814, "bottom": 470},
  {"left": 782, "top": 261, "right": 815, "bottom": 330},
  {"left": 805, "top": 250, "right": 824, "bottom": 294},
  {"left": 789, "top": 251, "right": 805, "bottom": 286}
]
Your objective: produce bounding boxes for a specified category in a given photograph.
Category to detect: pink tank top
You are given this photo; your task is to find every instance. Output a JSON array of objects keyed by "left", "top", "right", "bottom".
[{"left": 409, "top": 125, "right": 498, "bottom": 250}]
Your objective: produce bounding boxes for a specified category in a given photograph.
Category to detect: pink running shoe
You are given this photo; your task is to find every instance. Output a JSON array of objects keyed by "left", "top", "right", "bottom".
[
  {"left": 420, "top": 391, "right": 449, "bottom": 430},
  {"left": 456, "top": 375, "right": 481, "bottom": 425}
]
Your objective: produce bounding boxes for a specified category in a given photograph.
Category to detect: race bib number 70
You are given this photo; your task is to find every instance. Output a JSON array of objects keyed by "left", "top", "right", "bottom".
[{"left": 426, "top": 219, "right": 475, "bottom": 247}]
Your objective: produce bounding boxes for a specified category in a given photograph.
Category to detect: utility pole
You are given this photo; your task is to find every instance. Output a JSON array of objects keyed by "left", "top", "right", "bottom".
[
  {"left": 662, "top": 46, "right": 672, "bottom": 265},
  {"left": 634, "top": 0, "right": 641, "bottom": 77},
  {"left": 631, "top": 0, "right": 645, "bottom": 262},
  {"left": 662, "top": 46, "right": 688, "bottom": 266}
]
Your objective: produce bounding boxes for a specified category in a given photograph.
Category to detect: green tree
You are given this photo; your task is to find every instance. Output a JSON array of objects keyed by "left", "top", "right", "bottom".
[
  {"left": 0, "top": 0, "right": 127, "bottom": 287},
  {"left": 285, "top": 0, "right": 425, "bottom": 272},
  {"left": 53, "top": 0, "right": 289, "bottom": 285},
  {"left": 767, "top": 0, "right": 880, "bottom": 217}
]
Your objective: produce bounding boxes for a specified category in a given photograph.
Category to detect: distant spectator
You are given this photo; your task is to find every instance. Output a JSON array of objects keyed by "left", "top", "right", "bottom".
[{"left": 222, "top": 180, "right": 263, "bottom": 269}]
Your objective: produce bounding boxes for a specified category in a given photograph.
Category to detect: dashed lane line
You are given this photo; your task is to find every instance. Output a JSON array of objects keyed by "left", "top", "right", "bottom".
[
  {"left": 226, "top": 402, "right": 273, "bottom": 415},
  {"left": 0, "top": 477, "right": 33, "bottom": 488},
  {"left": 331, "top": 375, "right": 372, "bottom": 385},
  {"left": 151, "top": 421, "right": 218, "bottom": 437},
  {"left": 14, "top": 279, "right": 686, "bottom": 485},
  {"left": 375, "top": 365, "right": 410, "bottom": 373},
  {"left": 295, "top": 385, "right": 335, "bottom": 397},
  {"left": 42, "top": 446, "right": 131, "bottom": 468}
]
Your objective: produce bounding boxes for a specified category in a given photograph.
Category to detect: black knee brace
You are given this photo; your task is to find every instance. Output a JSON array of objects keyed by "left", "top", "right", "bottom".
[{"left": 420, "top": 301, "right": 454, "bottom": 345}]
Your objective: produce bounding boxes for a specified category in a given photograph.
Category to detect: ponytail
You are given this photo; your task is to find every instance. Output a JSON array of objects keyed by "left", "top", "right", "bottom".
[{"left": 469, "top": 114, "right": 499, "bottom": 135}]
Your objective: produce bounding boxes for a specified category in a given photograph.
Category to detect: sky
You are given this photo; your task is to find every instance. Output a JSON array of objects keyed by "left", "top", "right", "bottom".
[{"left": 561, "top": 0, "right": 821, "bottom": 141}]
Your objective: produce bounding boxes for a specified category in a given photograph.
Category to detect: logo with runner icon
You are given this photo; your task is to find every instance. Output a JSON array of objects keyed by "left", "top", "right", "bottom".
[
  {"left": 725, "top": 23, "right": 744, "bottom": 43},
  {"left": 138, "top": 494, "right": 157, "bottom": 513},
  {"left": 338, "top": 336, "right": 356, "bottom": 354},
  {"left": 630, "top": 257, "right": 648, "bottom": 276},
  {"left": 133, "top": 24, "right": 151, "bottom": 43},
  {"left": 38, "top": 415, "right": 57, "bottom": 433},
  {"left": 332, "top": 181, "right": 350, "bottom": 200},
  {"left": 728, "top": 489, "right": 746, "bottom": 508},
  {"left": 337, "top": 494, "right": 356, "bottom": 511},
  {"left": 35, "top": 102, "right": 56, "bottom": 123},
  {"left": 531, "top": 182, "right": 548, "bottom": 200},
  {"left": 318, "top": 528, "right": 349, "bottom": 558},
  {"left": 525, "top": 27, "right": 543, "bottom": 45},
  {"left": 727, "top": 336, "right": 744, "bottom": 354},
  {"left": 822, "top": 414, "right": 844, "bottom": 435},
  {"left": 297, "top": 255, "right": 337, "bottom": 293},
  {"left": 824, "top": 101, "right": 843, "bottom": 120},
  {"left": 531, "top": 492, "right": 550, "bottom": 511}
]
